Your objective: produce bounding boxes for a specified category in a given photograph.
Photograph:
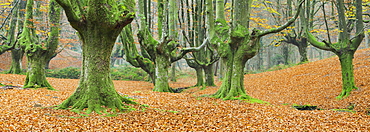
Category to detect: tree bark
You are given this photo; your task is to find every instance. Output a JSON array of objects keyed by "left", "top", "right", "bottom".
[
  {"left": 153, "top": 55, "right": 173, "bottom": 92},
  {"left": 8, "top": 49, "right": 23, "bottom": 74},
  {"left": 195, "top": 67, "right": 204, "bottom": 87},
  {"left": 298, "top": 38, "right": 308, "bottom": 63},
  {"left": 58, "top": 29, "right": 136, "bottom": 113},
  {"left": 337, "top": 51, "right": 357, "bottom": 98},
  {"left": 55, "top": 0, "right": 137, "bottom": 114},
  {"left": 203, "top": 64, "right": 215, "bottom": 86}
]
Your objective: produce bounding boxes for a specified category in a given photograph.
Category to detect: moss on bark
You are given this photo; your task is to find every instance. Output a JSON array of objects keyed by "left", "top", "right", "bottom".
[
  {"left": 8, "top": 49, "right": 23, "bottom": 74},
  {"left": 153, "top": 55, "right": 173, "bottom": 92},
  {"left": 336, "top": 51, "right": 357, "bottom": 99},
  {"left": 55, "top": 0, "right": 137, "bottom": 114},
  {"left": 18, "top": 0, "right": 61, "bottom": 90},
  {"left": 204, "top": 64, "right": 216, "bottom": 86}
]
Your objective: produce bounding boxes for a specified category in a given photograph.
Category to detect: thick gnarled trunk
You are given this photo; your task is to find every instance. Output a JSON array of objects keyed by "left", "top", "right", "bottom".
[
  {"left": 58, "top": 29, "right": 136, "bottom": 114},
  {"left": 24, "top": 55, "right": 53, "bottom": 89}
]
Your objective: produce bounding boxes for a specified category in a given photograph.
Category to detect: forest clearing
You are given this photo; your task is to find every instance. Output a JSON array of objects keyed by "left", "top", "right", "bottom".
[{"left": 0, "top": 48, "right": 370, "bottom": 131}]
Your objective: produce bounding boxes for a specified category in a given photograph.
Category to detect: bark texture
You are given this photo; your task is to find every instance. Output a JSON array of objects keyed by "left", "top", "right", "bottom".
[{"left": 55, "top": 0, "right": 137, "bottom": 114}]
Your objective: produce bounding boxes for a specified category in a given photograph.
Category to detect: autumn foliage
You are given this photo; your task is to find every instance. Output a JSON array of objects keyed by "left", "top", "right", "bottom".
[{"left": 1, "top": 48, "right": 370, "bottom": 131}]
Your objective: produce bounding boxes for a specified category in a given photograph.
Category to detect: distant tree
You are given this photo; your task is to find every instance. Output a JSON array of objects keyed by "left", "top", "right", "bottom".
[
  {"left": 306, "top": 0, "right": 364, "bottom": 99},
  {"left": 55, "top": 0, "right": 137, "bottom": 114},
  {"left": 182, "top": 0, "right": 218, "bottom": 87},
  {"left": 123, "top": 0, "right": 206, "bottom": 92},
  {"left": 8, "top": 0, "right": 26, "bottom": 74},
  {"left": 16, "top": 0, "right": 60, "bottom": 89},
  {"left": 274, "top": 0, "right": 320, "bottom": 64},
  {"left": 207, "top": 0, "right": 303, "bottom": 100}
]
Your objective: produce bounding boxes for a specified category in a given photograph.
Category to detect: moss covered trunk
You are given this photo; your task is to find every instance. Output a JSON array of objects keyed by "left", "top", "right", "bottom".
[
  {"left": 153, "top": 55, "right": 173, "bottom": 92},
  {"left": 8, "top": 49, "right": 23, "bottom": 74},
  {"left": 298, "top": 44, "right": 308, "bottom": 63},
  {"left": 212, "top": 50, "right": 249, "bottom": 100},
  {"left": 337, "top": 51, "right": 357, "bottom": 99},
  {"left": 24, "top": 55, "right": 53, "bottom": 89},
  {"left": 58, "top": 28, "right": 136, "bottom": 114},
  {"left": 18, "top": 0, "right": 60, "bottom": 90},
  {"left": 194, "top": 67, "right": 204, "bottom": 87},
  {"left": 203, "top": 64, "right": 215, "bottom": 86}
]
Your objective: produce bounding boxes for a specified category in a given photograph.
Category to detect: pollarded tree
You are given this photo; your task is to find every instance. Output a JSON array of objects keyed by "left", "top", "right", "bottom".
[
  {"left": 8, "top": 0, "right": 26, "bottom": 74},
  {"left": 306, "top": 0, "right": 364, "bottom": 99},
  {"left": 125, "top": 0, "right": 206, "bottom": 92},
  {"left": 17, "top": 0, "right": 61, "bottom": 89},
  {"left": 207, "top": 0, "right": 303, "bottom": 100},
  {"left": 55, "top": 0, "right": 137, "bottom": 114},
  {"left": 120, "top": 24, "right": 156, "bottom": 84},
  {"left": 182, "top": 0, "right": 218, "bottom": 87}
]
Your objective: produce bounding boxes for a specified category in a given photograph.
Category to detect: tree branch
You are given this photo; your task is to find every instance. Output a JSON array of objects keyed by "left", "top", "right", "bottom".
[
  {"left": 171, "top": 37, "right": 208, "bottom": 62},
  {"left": 258, "top": 0, "right": 305, "bottom": 37},
  {"left": 55, "top": 0, "right": 80, "bottom": 23},
  {"left": 306, "top": 30, "right": 334, "bottom": 51}
]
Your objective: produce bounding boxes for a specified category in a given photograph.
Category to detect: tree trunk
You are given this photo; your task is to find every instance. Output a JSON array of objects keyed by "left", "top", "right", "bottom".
[
  {"left": 213, "top": 55, "right": 249, "bottom": 100},
  {"left": 282, "top": 45, "right": 289, "bottom": 65},
  {"left": 24, "top": 53, "right": 53, "bottom": 89},
  {"left": 170, "top": 63, "right": 176, "bottom": 82},
  {"left": 19, "top": 0, "right": 60, "bottom": 90},
  {"left": 194, "top": 67, "right": 204, "bottom": 87},
  {"left": 298, "top": 38, "right": 308, "bottom": 63},
  {"left": 203, "top": 64, "right": 215, "bottom": 86},
  {"left": 8, "top": 49, "right": 23, "bottom": 74},
  {"left": 55, "top": 0, "right": 136, "bottom": 114},
  {"left": 337, "top": 51, "right": 357, "bottom": 99},
  {"left": 153, "top": 55, "right": 173, "bottom": 92},
  {"left": 58, "top": 28, "right": 136, "bottom": 114}
]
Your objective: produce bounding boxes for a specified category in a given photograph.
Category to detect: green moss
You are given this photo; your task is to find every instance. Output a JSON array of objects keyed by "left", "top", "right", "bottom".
[{"left": 230, "top": 24, "right": 248, "bottom": 39}]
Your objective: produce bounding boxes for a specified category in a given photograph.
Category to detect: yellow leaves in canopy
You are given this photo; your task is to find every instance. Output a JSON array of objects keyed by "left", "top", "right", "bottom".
[
  {"left": 264, "top": 7, "right": 281, "bottom": 15},
  {"left": 0, "top": 3, "right": 12, "bottom": 6}
]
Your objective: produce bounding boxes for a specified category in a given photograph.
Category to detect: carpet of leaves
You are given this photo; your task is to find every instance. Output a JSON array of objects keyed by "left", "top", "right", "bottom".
[{"left": 1, "top": 49, "right": 370, "bottom": 131}]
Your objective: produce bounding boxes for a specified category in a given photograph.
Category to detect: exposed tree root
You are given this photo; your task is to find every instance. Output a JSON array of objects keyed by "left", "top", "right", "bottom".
[{"left": 56, "top": 91, "right": 138, "bottom": 115}]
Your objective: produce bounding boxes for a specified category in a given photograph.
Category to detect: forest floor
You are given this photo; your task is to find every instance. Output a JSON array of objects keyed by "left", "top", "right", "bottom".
[{"left": 1, "top": 49, "right": 370, "bottom": 131}]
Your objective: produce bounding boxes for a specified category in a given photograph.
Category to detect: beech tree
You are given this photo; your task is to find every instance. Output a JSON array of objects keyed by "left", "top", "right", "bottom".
[
  {"left": 272, "top": 0, "right": 320, "bottom": 64},
  {"left": 55, "top": 0, "right": 137, "bottom": 113},
  {"left": 306, "top": 0, "right": 364, "bottom": 99},
  {"left": 8, "top": 8, "right": 24, "bottom": 74},
  {"left": 207, "top": 0, "right": 303, "bottom": 100},
  {"left": 123, "top": 0, "right": 206, "bottom": 92},
  {"left": 182, "top": 0, "right": 218, "bottom": 87},
  {"left": 16, "top": 0, "right": 60, "bottom": 89}
]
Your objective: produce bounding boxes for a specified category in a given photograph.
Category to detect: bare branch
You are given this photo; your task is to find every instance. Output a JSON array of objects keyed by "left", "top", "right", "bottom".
[
  {"left": 258, "top": 0, "right": 305, "bottom": 37},
  {"left": 171, "top": 37, "right": 208, "bottom": 62}
]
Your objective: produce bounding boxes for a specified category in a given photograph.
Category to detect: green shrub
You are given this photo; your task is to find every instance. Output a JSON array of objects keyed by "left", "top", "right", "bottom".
[
  {"left": 46, "top": 67, "right": 80, "bottom": 79},
  {"left": 110, "top": 66, "right": 148, "bottom": 81},
  {"left": 46, "top": 66, "right": 148, "bottom": 81}
]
